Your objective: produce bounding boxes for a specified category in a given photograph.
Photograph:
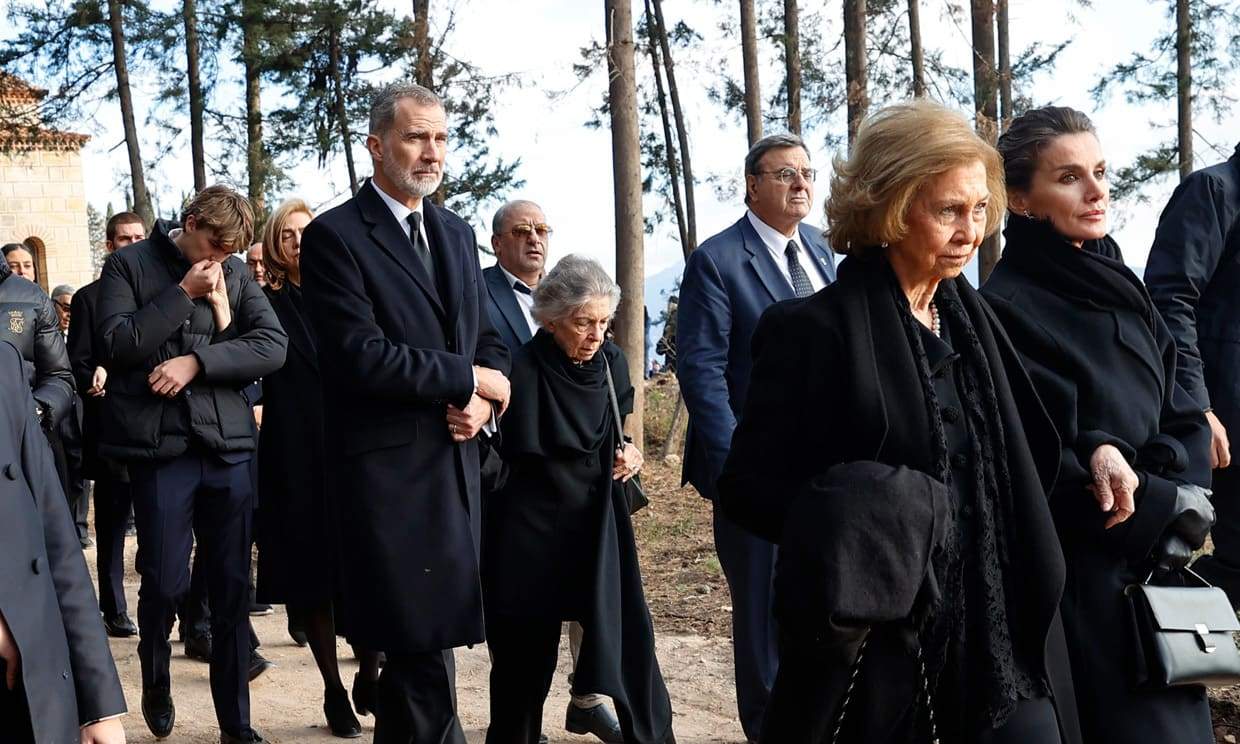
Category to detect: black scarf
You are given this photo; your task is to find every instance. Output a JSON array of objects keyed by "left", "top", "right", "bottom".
[
  {"left": 887, "top": 265, "right": 1044, "bottom": 736},
  {"left": 1001, "top": 213, "right": 1155, "bottom": 333}
]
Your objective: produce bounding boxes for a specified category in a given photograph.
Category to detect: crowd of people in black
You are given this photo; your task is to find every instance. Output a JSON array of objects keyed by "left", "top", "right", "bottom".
[{"left": 1, "top": 80, "right": 1240, "bottom": 744}]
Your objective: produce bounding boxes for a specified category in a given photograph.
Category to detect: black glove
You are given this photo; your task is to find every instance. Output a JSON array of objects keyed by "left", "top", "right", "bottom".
[
  {"left": 1166, "top": 484, "right": 1215, "bottom": 550},
  {"left": 1153, "top": 533, "right": 1195, "bottom": 576}
]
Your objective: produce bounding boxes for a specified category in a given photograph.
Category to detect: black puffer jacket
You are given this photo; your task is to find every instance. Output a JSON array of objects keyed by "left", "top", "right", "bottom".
[
  {"left": 96, "top": 220, "right": 287, "bottom": 461},
  {"left": 0, "top": 262, "right": 74, "bottom": 426}
]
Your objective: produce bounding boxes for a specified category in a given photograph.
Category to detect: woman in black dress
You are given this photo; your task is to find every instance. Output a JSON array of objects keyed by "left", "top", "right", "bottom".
[
  {"left": 483, "top": 254, "right": 675, "bottom": 744},
  {"left": 982, "top": 106, "right": 1215, "bottom": 744},
  {"left": 254, "top": 198, "right": 363, "bottom": 738},
  {"left": 717, "top": 100, "right": 1082, "bottom": 744}
]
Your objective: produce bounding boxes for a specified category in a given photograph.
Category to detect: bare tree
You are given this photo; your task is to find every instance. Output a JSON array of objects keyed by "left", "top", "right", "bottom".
[
  {"left": 327, "top": 22, "right": 358, "bottom": 195},
  {"left": 240, "top": 0, "right": 266, "bottom": 214},
  {"left": 606, "top": 0, "right": 646, "bottom": 443},
  {"left": 1176, "top": 0, "right": 1192, "bottom": 178},
  {"left": 969, "top": 0, "right": 1000, "bottom": 280},
  {"left": 908, "top": 0, "right": 926, "bottom": 96},
  {"left": 183, "top": 0, "right": 206, "bottom": 191},
  {"left": 843, "top": 0, "right": 868, "bottom": 147},
  {"left": 739, "top": 0, "right": 763, "bottom": 145},
  {"left": 997, "top": 0, "right": 1012, "bottom": 128},
  {"left": 411, "top": 0, "right": 433, "bottom": 88},
  {"left": 784, "top": 0, "right": 801, "bottom": 133},
  {"left": 106, "top": 0, "right": 153, "bottom": 227},
  {"left": 651, "top": 0, "right": 696, "bottom": 254}
]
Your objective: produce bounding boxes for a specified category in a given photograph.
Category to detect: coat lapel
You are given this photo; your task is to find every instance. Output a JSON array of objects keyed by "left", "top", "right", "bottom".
[
  {"left": 357, "top": 181, "right": 445, "bottom": 317},
  {"left": 485, "top": 266, "right": 533, "bottom": 344},
  {"left": 799, "top": 224, "right": 837, "bottom": 284},
  {"left": 269, "top": 287, "right": 317, "bottom": 370},
  {"left": 740, "top": 217, "right": 794, "bottom": 303},
  {"left": 422, "top": 202, "right": 463, "bottom": 326}
]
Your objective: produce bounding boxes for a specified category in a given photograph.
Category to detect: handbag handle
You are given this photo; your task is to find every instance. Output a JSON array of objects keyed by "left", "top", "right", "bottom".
[
  {"left": 831, "top": 639, "right": 939, "bottom": 744},
  {"left": 601, "top": 355, "right": 626, "bottom": 447},
  {"left": 1141, "top": 565, "right": 1214, "bottom": 587}
]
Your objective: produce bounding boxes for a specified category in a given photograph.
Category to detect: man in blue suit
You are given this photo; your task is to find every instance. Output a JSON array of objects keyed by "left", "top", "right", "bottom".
[{"left": 676, "top": 132, "right": 835, "bottom": 742}]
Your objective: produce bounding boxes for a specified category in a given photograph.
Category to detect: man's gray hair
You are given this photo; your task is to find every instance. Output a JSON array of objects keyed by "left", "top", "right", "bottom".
[
  {"left": 531, "top": 254, "right": 621, "bottom": 327},
  {"left": 51, "top": 284, "right": 74, "bottom": 298},
  {"left": 743, "top": 132, "right": 810, "bottom": 205},
  {"left": 369, "top": 82, "right": 443, "bottom": 137},
  {"left": 492, "top": 199, "right": 544, "bottom": 235}
]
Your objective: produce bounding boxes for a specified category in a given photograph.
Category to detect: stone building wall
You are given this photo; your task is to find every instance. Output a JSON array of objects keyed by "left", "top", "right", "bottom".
[{"left": 0, "top": 147, "right": 94, "bottom": 293}]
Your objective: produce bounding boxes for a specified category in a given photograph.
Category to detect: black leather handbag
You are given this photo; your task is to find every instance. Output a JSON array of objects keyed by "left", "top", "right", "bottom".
[
  {"left": 1125, "top": 567, "right": 1240, "bottom": 689},
  {"left": 602, "top": 355, "right": 648, "bottom": 515}
]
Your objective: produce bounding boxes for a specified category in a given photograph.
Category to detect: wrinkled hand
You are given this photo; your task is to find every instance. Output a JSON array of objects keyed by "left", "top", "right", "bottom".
[
  {"left": 1207, "top": 410, "right": 1231, "bottom": 470},
  {"left": 88, "top": 366, "right": 108, "bottom": 397},
  {"left": 80, "top": 717, "right": 125, "bottom": 744},
  {"left": 446, "top": 394, "right": 492, "bottom": 442},
  {"left": 473, "top": 366, "right": 511, "bottom": 415},
  {"left": 179, "top": 259, "right": 221, "bottom": 300},
  {"left": 0, "top": 610, "right": 20, "bottom": 690},
  {"left": 613, "top": 442, "right": 644, "bottom": 483},
  {"left": 1089, "top": 444, "right": 1138, "bottom": 529},
  {"left": 148, "top": 355, "right": 201, "bottom": 398},
  {"left": 1168, "top": 483, "right": 1215, "bottom": 550}
]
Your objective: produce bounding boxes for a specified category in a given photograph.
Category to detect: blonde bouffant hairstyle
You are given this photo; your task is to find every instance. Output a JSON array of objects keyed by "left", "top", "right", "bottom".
[
  {"left": 261, "top": 198, "right": 314, "bottom": 291},
  {"left": 825, "top": 99, "right": 1007, "bottom": 255}
]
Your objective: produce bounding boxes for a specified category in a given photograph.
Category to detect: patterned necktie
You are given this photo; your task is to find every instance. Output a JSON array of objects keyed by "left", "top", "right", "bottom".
[
  {"left": 785, "top": 240, "right": 815, "bottom": 298},
  {"left": 406, "top": 212, "right": 436, "bottom": 283}
]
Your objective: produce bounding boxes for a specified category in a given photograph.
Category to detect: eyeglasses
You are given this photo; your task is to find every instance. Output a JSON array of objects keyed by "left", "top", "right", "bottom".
[
  {"left": 508, "top": 223, "right": 553, "bottom": 239},
  {"left": 757, "top": 167, "right": 817, "bottom": 184},
  {"left": 54, "top": 300, "right": 71, "bottom": 312}
]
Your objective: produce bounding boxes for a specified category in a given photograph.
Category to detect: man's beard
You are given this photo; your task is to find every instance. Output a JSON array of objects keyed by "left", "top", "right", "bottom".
[{"left": 383, "top": 159, "right": 443, "bottom": 199}]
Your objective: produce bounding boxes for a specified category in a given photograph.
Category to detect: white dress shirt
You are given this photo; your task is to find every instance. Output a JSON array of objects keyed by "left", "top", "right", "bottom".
[
  {"left": 373, "top": 180, "right": 430, "bottom": 250},
  {"left": 746, "top": 209, "right": 827, "bottom": 294},
  {"left": 497, "top": 265, "right": 538, "bottom": 337}
]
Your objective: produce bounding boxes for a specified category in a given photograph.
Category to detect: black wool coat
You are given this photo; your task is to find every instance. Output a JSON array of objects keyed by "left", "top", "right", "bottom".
[
  {"left": 0, "top": 262, "right": 74, "bottom": 426},
  {"left": 300, "top": 180, "right": 509, "bottom": 653},
  {"left": 982, "top": 215, "right": 1214, "bottom": 744},
  {"left": 0, "top": 341, "right": 126, "bottom": 742},
  {"left": 67, "top": 280, "right": 123, "bottom": 482},
  {"left": 718, "top": 256, "right": 1080, "bottom": 744},
  {"left": 255, "top": 284, "right": 334, "bottom": 606}
]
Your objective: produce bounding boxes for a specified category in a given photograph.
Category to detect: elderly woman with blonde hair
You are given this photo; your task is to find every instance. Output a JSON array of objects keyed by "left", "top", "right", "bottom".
[{"left": 717, "top": 100, "right": 1082, "bottom": 744}]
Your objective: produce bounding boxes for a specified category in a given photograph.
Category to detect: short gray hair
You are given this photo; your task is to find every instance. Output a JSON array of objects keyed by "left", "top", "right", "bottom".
[
  {"left": 51, "top": 284, "right": 74, "bottom": 299},
  {"left": 369, "top": 82, "right": 443, "bottom": 137},
  {"left": 492, "top": 199, "right": 543, "bottom": 235},
  {"left": 744, "top": 132, "right": 810, "bottom": 204},
  {"left": 531, "top": 254, "right": 621, "bottom": 327}
]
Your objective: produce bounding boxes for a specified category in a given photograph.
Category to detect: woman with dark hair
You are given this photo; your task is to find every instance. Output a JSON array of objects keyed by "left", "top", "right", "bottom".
[
  {"left": 3, "top": 242, "right": 37, "bottom": 282},
  {"left": 982, "top": 106, "right": 1215, "bottom": 743},
  {"left": 718, "top": 99, "right": 1081, "bottom": 744}
]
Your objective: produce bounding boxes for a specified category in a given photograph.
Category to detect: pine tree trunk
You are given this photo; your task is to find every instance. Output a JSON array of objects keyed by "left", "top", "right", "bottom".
[
  {"left": 784, "top": 0, "right": 801, "bottom": 134},
  {"left": 644, "top": 0, "right": 689, "bottom": 256},
  {"left": 411, "top": 0, "right": 433, "bottom": 88},
  {"left": 328, "top": 23, "right": 358, "bottom": 195},
  {"left": 1176, "top": 0, "right": 1192, "bottom": 179},
  {"left": 606, "top": 0, "right": 645, "bottom": 445},
  {"left": 908, "top": 0, "right": 926, "bottom": 96},
  {"left": 739, "top": 0, "right": 763, "bottom": 146},
  {"left": 652, "top": 0, "right": 696, "bottom": 253},
  {"left": 106, "top": 0, "right": 153, "bottom": 227},
  {"left": 997, "top": 0, "right": 1012, "bottom": 129},
  {"left": 241, "top": 0, "right": 266, "bottom": 214},
  {"left": 183, "top": 0, "right": 206, "bottom": 191},
  {"left": 970, "top": 0, "right": 1000, "bottom": 281},
  {"left": 843, "top": 0, "right": 868, "bottom": 148}
]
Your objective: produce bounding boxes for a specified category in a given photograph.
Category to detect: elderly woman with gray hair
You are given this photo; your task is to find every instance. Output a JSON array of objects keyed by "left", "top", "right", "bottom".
[{"left": 483, "top": 254, "right": 675, "bottom": 744}]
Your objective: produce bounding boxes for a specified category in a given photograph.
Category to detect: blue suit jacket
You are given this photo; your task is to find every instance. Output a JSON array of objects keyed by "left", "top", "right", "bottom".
[
  {"left": 676, "top": 215, "right": 836, "bottom": 500},
  {"left": 483, "top": 264, "right": 534, "bottom": 356}
]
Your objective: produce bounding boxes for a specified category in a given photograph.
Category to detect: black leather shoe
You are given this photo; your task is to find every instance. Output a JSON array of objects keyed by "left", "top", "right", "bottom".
[
  {"left": 103, "top": 612, "right": 137, "bottom": 638},
  {"left": 325, "top": 687, "right": 362, "bottom": 738},
  {"left": 352, "top": 672, "right": 376, "bottom": 716},
  {"left": 566, "top": 701, "right": 624, "bottom": 743},
  {"left": 142, "top": 687, "right": 175, "bottom": 739},
  {"left": 248, "top": 650, "right": 275, "bottom": 681},
  {"left": 220, "top": 727, "right": 266, "bottom": 743},
  {"left": 184, "top": 632, "right": 212, "bottom": 662}
]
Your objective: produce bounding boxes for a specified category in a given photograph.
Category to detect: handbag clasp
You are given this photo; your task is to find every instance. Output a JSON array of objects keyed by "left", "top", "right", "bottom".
[{"left": 1194, "top": 623, "right": 1217, "bottom": 653}]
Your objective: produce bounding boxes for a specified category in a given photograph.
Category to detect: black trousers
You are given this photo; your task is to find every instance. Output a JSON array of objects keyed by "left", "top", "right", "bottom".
[
  {"left": 131, "top": 451, "right": 254, "bottom": 737},
  {"left": 713, "top": 503, "right": 778, "bottom": 741},
  {"left": 178, "top": 519, "right": 261, "bottom": 651},
  {"left": 93, "top": 475, "right": 132, "bottom": 617},
  {"left": 373, "top": 649, "right": 466, "bottom": 744},
  {"left": 1192, "top": 462, "right": 1240, "bottom": 606},
  {"left": 485, "top": 615, "right": 563, "bottom": 744},
  {"left": 0, "top": 679, "right": 34, "bottom": 742}
]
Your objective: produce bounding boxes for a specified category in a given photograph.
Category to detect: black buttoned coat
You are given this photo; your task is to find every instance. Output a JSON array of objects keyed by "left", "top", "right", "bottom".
[{"left": 300, "top": 180, "right": 509, "bottom": 653}]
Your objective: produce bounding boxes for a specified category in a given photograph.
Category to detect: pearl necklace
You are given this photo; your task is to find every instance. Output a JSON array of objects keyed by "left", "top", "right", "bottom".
[{"left": 930, "top": 302, "right": 941, "bottom": 337}]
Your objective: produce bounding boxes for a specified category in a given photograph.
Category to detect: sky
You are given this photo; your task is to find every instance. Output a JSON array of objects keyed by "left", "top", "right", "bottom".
[{"left": 15, "top": 0, "right": 1240, "bottom": 289}]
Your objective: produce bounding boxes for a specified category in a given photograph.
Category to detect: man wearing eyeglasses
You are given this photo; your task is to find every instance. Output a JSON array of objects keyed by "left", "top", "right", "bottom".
[
  {"left": 676, "top": 132, "right": 835, "bottom": 743},
  {"left": 481, "top": 200, "right": 625, "bottom": 744}
]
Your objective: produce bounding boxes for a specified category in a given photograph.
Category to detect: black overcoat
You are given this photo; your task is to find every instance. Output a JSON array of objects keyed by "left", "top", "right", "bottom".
[
  {"left": 255, "top": 284, "right": 334, "bottom": 605},
  {"left": 0, "top": 340, "right": 126, "bottom": 742},
  {"left": 300, "top": 180, "right": 509, "bottom": 653},
  {"left": 717, "top": 256, "right": 1080, "bottom": 744},
  {"left": 982, "top": 215, "right": 1214, "bottom": 744}
]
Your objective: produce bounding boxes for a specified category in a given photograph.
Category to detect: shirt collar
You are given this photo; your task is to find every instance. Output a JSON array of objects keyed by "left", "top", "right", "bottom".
[
  {"left": 372, "top": 179, "right": 424, "bottom": 226},
  {"left": 497, "top": 263, "right": 537, "bottom": 293},
  {"left": 747, "top": 209, "right": 803, "bottom": 255}
]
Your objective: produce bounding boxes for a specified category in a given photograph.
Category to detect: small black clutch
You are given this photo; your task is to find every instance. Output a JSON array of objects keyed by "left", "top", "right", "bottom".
[{"left": 1125, "top": 568, "right": 1240, "bottom": 689}]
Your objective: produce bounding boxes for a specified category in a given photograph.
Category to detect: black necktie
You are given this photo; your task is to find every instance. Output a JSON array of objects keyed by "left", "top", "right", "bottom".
[
  {"left": 406, "top": 212, "right": 436, "bottom": 283},
  {"left": 785, "top": 240, "right": 815, "bottom": 298},
  {"left": 512, "top": 281, "right": 532, "bottom": 295}
]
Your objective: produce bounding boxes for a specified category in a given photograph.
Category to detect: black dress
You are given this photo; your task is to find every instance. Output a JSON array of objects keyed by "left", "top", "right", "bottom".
[
  {"left": 982, "top": 214, "right": 1214, "bottom": 744},
  {"left": 255, "top": 283, "right": 336, "bottom": 605},
  {"left": 483, "top": 330, "right": 674, "bottom": 744}
]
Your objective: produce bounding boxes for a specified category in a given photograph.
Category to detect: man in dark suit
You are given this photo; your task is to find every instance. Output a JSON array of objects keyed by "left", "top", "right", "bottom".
[
  {"left": 300, "top": 81, "right": 510, "bottom": 744},
  {"left": 1145, "top": 143, "right": 1240, "bottom": 604},
  {"left": 676, "top": 132, "right": 835, "bottom": 742},
  {"left": 68, "top": 210, "right": 145, "bottom": 639},
  {"left": 0, "top": 340, "right": 127, "bottom": 743},
  {"left": 483, "top": 200, "right": 624, "bottom": 744}
]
